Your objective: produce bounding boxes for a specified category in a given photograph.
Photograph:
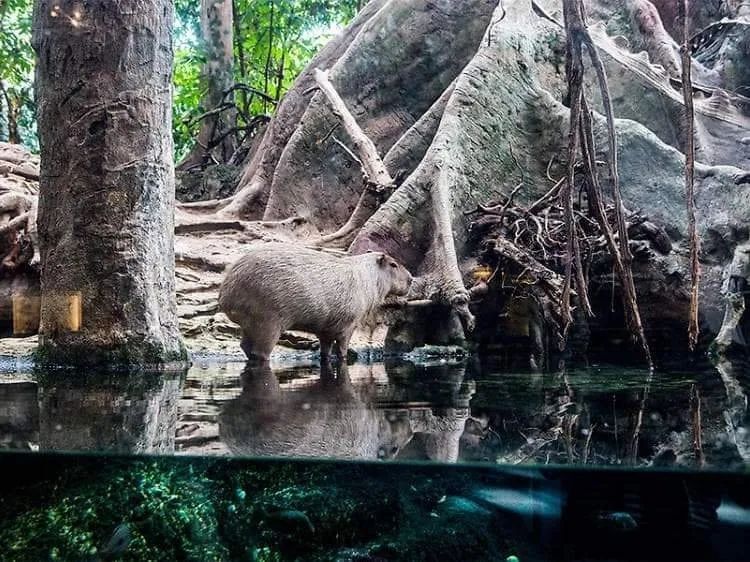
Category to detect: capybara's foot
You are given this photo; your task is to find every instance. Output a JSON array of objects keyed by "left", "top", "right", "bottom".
[{"left": 243, "top": 354, "right": 269, "bottom": 366}]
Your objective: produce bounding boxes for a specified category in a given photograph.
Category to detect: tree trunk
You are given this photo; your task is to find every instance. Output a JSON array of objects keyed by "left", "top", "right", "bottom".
[
  {"left": 0, "top": 81, "right": 21, "bottom": 144},
  {"left": 177, "top": 0, "right": 236, "bottom": 171},
  {"left": 32, "top": 0, "right": 185, "bottom": 368}
]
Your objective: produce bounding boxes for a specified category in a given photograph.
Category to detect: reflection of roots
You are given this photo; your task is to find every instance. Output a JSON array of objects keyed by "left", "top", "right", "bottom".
[{"left": 714, "top": 288, "right": 747, "bottom": 353}]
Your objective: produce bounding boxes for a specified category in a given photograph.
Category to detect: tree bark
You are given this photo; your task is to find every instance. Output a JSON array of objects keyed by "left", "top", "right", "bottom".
[
  {"left": 32, "top": 0, "right": 185, "bottom": 368},
  {"left": 177, "top": 0, "right": 236, "bottom": 171},
  {"left": 0, "top": 81, "right": 21, "bottom": 144}
]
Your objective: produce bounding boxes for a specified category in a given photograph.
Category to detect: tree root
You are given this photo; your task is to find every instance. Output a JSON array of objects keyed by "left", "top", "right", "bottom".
[
  {"left": 564, "top": 0, "right": 652, "bottom": 366},
  {"left": 309, "top": 68, "right": 396, "bottom": 248}
]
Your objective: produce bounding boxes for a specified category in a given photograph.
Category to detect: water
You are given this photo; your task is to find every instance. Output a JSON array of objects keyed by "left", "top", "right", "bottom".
[
  {"left": 2, "top": 355, "right": 750, "bottom": 560},
  {"left": 2, "top": 356, "right": 749, "bottom": 469}
]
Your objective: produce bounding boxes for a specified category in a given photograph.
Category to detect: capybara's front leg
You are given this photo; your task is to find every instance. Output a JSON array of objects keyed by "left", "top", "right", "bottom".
[
  {"left": 333, "top": 328, "right": 355, "bottom": 363},
  {"left": 240, "top": 333, "right": 265, "bottom": 363},
  {"left": 318, "top": 335, "right": 333, "bottom": 367},
  {"left": 240, "top": 321, "right": 281, "bottom": 362}
]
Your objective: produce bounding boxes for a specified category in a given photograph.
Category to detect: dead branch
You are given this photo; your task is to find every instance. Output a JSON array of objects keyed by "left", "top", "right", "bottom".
[
  {"left": 528, "top": 177, "right": 564, "bottom": 213},
  {"left": 313, "top": 68, "right": 392, "bottom": 186},
  {"left": 185, "top": 103, "right": 236, "bottom": 128},
  {"left": 478, "top": 182, "right": 524, "bottom": 218},
  {"left": 486, "top": 237, "right": 566, "bottom": 300},
  {"left": 680, "top": 0, "right": 701, "bottom": 352},
  {"left": 531, "top": 0, "right": 563, "bottom": 27}
]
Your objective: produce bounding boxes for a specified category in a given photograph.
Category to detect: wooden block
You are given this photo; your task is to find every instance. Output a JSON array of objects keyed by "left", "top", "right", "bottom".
[
  {"left": 12, "top": 294, "right": 41, "bottom": 336},
  {"left": 64, "top": 292, "right": 82, "bottom": 332}
]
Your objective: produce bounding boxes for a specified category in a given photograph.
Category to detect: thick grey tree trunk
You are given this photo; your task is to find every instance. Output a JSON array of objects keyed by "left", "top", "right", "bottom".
[
  {"left": 177, "top": 0, "right": 236, "bottom": 170},
  {"left": 32, "top": 0, "right": 185, "bottom": 368}
]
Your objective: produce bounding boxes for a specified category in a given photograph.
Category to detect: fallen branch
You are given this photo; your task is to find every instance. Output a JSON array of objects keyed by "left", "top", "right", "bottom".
[{"left": 487, "top": 237, "right": 566, "bottom": 299}]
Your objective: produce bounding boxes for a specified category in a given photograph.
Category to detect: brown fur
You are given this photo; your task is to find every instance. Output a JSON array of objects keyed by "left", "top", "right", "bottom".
[{"left": 219, "top": 243, "right": 412, "bottom": 361}]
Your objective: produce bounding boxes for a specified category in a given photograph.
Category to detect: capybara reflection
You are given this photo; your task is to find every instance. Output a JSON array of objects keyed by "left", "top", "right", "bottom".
[
  {"left": 218, "top": 363, "right": 415, "bottom": 461},
  {"left": 219, "top": 243, "right": 412, "bottom": 361}
]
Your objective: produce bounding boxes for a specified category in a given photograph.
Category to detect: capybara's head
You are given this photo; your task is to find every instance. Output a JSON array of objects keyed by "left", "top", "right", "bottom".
[{"left": 376, "top": 253, "right": 412, "bottom": 296}]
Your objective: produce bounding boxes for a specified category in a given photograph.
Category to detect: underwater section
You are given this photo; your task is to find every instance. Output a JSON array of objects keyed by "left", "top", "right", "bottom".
[{"left": 1, "top": 453, "right": 750, "bottom": 561}]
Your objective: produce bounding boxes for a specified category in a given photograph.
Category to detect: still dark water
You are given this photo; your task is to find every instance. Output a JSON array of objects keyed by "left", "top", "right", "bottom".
[{"left": 2, "top": 355, "right": 750, "bottom": 560}]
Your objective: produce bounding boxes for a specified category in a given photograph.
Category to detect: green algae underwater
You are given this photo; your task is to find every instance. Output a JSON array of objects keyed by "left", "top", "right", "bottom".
[
  {"left": 0, "top": 453, "right": 522, "bottom": 562},
  {"left": 2, "top": 451, "right": 750, "bottom": 562}
]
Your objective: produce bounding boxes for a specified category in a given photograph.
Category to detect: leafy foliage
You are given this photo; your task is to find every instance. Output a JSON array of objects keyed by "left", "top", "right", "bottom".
[
  {"left": 0, "top": 0, "right": 36, "bottom": 149},
  {"left": 0, "top": 0, "right": 360, "bottom": 157},
  {"left": 173, "top": 0, "right": 360, "bottom": 160}
]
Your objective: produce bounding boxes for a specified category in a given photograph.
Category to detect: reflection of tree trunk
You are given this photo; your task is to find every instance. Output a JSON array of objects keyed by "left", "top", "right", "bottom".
[
  {"left": 0, "top": 381, "right": 39, "bottom": 450},
  {"left": 32, "top": 0, "right": 185, "bottom": 367},
  {"left": 38, "top": 376, "right": 184, "bottom": 453},
  {"left": 178, "top": 0, "right": 236, "bottom": 170}
]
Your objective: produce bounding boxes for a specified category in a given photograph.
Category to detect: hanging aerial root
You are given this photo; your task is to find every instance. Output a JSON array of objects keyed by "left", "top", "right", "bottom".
[
  {"left": 561, "top": 9, "right": 594, "bottom": 330},
  {"left": 562, "top": 0, "right": 652, "bottom": 367},
  {"left": 679, "top": 0, "right": 701, "bottom": 352}
]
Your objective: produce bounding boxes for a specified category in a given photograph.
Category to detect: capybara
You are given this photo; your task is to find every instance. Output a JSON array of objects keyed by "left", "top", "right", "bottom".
[{"left": 218, "top": 243, "right": 412, "bottom": 361}]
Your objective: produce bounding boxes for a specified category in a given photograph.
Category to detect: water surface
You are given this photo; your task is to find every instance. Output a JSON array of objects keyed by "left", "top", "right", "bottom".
[{"left": 2, "top": 355, "right": 749, "bottom": 471}]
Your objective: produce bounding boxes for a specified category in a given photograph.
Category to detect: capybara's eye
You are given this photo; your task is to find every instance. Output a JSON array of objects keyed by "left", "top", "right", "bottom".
[{"left": 390, "top": 262, "right": 398, "bottom": 268}]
